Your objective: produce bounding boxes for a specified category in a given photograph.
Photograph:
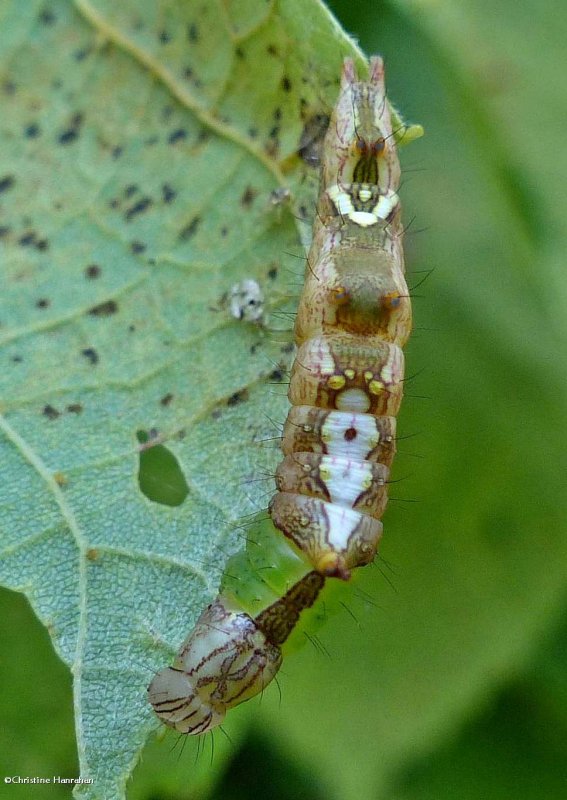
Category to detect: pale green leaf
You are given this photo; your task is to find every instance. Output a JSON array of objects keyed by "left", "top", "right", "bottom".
[
  {"left": 3, "top": 2, "right": 566, "bottom": 800},
  {"left": 0, "top": 1, "right": 368, "bottom": 798}
]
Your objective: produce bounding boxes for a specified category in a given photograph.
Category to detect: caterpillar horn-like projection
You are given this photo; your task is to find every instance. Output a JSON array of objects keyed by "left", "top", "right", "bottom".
[{"left": 149, "top": 56, "right": 419, "bottom": 735}]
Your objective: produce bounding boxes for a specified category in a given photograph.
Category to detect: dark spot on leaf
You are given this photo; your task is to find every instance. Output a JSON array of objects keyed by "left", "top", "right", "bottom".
[
  {"left": 267, "top": 265, "right": 278, "bottom": 280},
  {"left": 88, "top": 300, "right": 118, "bottom": 317},
  {"left": 211, "top": 409, "right": 222, "bottom": 420},
  {"left": 179, "top": 216, "right": 200, "bottom": 240},
  {"left": 81, "top": 348, "right": 99, "bottom": 365},
  {"left": 131, "top": 240, "right": 146, "bottom": 254},
  {"left": 187, "top": 23, "right": 199, "bottom": 42},
  {"left": 112, "top": 145, "right": 123, "bottom": 159},
  {"left": 2, "top": 80, "right": 16, "bottom": 95},
  {"left": 248, "top": 128, "right": 258, "bottom": 139},
  {"left": 39, "top": 9, "right": 56, "bottom": 25},
  {"left": 227, "top": 389, "right": 249, "bottom": 406},
  {"left": 85, "top": 264, "right": 101, "bottom": 279},
  {"left": 12, "top": 355, "right": 23, "bottom": 363},
  {"left": 43, "top": 404, "right": 60, "bottom": 420},
  {"left": 74, "top": 47, "right": 92, "bottom": 62},
  {"left": 0, "top": 175, "right": 15, "bottom": 193},
  {"left": 36, "top": 238, "right": 49, "bottom": 251},
  {"left": 273, "top": 107, "right": 282, "bottom": 121},
  {"left": 124, "top": 184, "right": 138, "bottom": 198},
  {"left": 158, "top": 30, "right": 171, "bottom": 44},
  {"left": 281, "top": 76, "right": 292, "bottom": 92},
  {"left": 36, "top": 298, "right": 50, "bottom": 309},
  {"left": 162, "top": 183, "right": 176, "bottom": 204},
  {"left": 86, "top": 548, "right": 99, "bottom": 561},
  {"left": 54, "top": 472, "right": 67, "bottom": 486},
  {"left": 240, "top": 186, "right": 257, "bottom": 208},
  {"left": 183, "top": 66, "right": 194, "bottom": 80},
  {"left": 269, "top": 368, "right": 284, "bottom": 382},
  {"left": 281, "top": 342, "right": 294, "bottom": 354},
  {"left": 235, "top": 47, "right": 245, "bottom": 59},
  {"left": 124, "top": 196, "right": 152, "bottom": 222},
  {"left": 299, "top": 114, "right": 330, "bottom": 166},
  {"left": 267, "top": 44, "right": 278, "bottom": 56},
  {"left": 19, "top": 231, "right": 37, "bottom": 247},
  {"left": 269, "top": 125, "right": 280, "bottom": 139},
  {"left": 128, "top": 324, "right": 136, "bottom": 332},
  {"left": 265, "top": 139, "right": 279, "bottom": 158},
  {"left": 58, "top": 112, "right": 84, "bottom": 145},
  {"left": 197, "top": 129, "right": 210, "bottom": 143},
  {"left": 109, "top": 198, "right": 120, "bottom": 209},
  {"left": 24, "top": 123, "right": 41, "bottom": 139},
  {"left": 137, "top": 429, "right": 189, "bottom": 507},
  {"left": 160, "top": 393, "right": 173, "bottom": 406},
  {"left": 0, "top": 226, "right": 10, "bottom": 238},
  {"left": 168, "top": 128, "right": 187, "bottom": 145},
  {"left": 67, "top": 403, "right": 83, "bottom": 414},
  {"left": 221, "top": 226, "right": 228, "bottom": 237}
]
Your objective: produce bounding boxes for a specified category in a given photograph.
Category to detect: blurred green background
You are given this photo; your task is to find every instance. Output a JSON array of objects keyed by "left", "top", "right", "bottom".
[{"left": 1, "top": 1, "right": 566, "bottom": 798}]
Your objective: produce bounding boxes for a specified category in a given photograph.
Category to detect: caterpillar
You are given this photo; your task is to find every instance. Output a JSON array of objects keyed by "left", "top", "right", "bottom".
[{"left": 148, "top": 56, "right": 419, "bottom": 735}]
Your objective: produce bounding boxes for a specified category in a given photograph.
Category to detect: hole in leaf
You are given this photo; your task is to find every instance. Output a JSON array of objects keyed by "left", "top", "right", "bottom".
[{"left": 136, "top": 429, "right": 189, "bottom": 507}]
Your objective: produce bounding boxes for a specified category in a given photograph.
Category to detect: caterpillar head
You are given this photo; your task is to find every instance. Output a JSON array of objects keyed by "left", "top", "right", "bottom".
[
  {"left": 321, "top": 57, "right": 400, "bottom": 193},
  {"left": 148, "top": 667, "right": 225, "bottom": 735}
]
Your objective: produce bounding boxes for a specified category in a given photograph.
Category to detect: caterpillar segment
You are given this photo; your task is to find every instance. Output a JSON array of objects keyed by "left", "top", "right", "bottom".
[{"left": 149, "top": 56, "right": 418, "bottom": 734}]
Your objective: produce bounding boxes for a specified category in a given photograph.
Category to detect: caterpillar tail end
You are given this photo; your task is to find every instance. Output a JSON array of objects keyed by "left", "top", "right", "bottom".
[{"left": 147, "top": 667, "right": 225, "bottom": 735}]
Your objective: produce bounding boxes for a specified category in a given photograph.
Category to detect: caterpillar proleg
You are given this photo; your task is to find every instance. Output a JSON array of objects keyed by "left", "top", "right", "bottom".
[{"left": 149, "top": 56, "right": 419, "bottom": 735}]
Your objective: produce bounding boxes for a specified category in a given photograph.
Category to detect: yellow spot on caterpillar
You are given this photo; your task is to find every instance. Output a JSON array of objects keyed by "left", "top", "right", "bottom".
[
  {"left": 382, "top": 291, "right": 401, "bottom": 309},
  {"left": 333, "top": 286, "right": 349, "bottom": 303},
  {"left": 344, "top": 368, "right": 355, "bottom": 380},
  {"left": 364, "top": 371, "right": 373, "bottom": 382},
  {"left": 369, "top": 380, "right": 384, "bottom": 395},
  {"left": 328, "top": 375, "right": 346, "bottom": 390},
  {"left": 320, "top": 466, "right": 331, "bottom": 481},
  {"left": 316, "top": 552, "right": 340, "bottom": 576}
]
